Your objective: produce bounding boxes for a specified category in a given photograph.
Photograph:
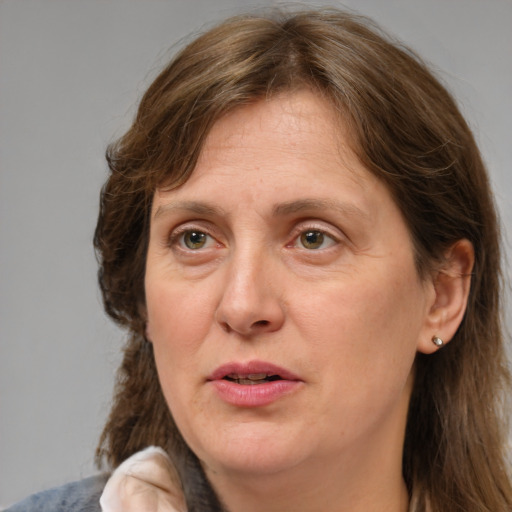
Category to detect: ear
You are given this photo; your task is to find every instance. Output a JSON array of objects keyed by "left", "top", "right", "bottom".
[
  {"left": 417, "top": 239, "right": 474, "bottom": 354},
  {"left": 145, "top": 320, "right": 152, "bottom": 342}
]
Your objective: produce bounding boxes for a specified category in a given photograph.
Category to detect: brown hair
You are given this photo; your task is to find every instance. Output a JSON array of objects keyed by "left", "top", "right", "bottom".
[{"left": 94, "top": 8, "right": 511, "bottom": 511}]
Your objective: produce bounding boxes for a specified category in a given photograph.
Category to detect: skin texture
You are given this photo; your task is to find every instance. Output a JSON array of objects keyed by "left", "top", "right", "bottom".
[{"left": 144, "top": 91, "right": 472, "bottom": 512}]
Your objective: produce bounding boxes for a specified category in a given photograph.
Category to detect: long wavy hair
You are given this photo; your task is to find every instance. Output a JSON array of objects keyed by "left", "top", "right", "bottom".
[{"left": 94, "top": 8, "right": 511, "bottom": 511}]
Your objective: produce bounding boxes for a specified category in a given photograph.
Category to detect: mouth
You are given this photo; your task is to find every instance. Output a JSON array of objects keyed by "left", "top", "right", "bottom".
[{"left": 208, "top": 362, "right": 302, "bottom": 407}]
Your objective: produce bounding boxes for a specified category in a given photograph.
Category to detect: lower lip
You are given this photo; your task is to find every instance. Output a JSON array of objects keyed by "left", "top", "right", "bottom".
[{"left": 209, "top": 379, "right": 301, "bottom": 407}]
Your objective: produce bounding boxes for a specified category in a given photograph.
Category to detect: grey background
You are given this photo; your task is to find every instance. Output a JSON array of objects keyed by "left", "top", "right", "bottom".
[{"left": 1, "top": 0, "right": 511, "bottom": 507}]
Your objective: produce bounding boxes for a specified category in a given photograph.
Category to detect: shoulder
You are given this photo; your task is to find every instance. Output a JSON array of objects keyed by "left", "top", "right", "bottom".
[{"left": 5, "top": 474, "right": 109, "bottom": 512}]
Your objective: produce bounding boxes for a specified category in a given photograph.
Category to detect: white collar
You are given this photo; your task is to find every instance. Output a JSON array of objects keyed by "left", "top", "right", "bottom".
[{"left": 100, "top": 446, "right": 187, "bottom": 512}]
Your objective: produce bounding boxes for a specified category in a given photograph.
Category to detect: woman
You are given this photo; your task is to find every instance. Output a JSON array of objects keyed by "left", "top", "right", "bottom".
[{"left": 9, "top": 7, "right": 511, "bottom": 512}]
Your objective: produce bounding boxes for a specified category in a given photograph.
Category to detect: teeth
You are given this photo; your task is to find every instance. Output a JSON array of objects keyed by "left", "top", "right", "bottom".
[
  {"left": 247, "top": 373, "right": 268, "bottom": 380},
  {"left": 237, "top": 378, "right": 261, "bottom": 385}
]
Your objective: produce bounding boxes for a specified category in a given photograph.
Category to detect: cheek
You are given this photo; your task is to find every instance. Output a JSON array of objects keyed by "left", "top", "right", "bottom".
[
  {"left": 304, "top": 273, "right": 420, "bottom": 342},
  {"left": 311, "top": 278, "right": 420, "bottom": 421},
  {"left": 146, "top": 280, "right": 212, "bottom": 428},
  {"left": 299, "top": 264, "right": 424, "bottom": 385},
  {"left": 146, "top": 278, "right": 215, "bottom": 374}
]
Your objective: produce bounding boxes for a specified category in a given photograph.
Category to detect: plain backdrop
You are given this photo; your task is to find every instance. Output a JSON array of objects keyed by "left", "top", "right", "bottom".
[{"left": 1, "top": 0, "right": 511, "bottom": 507}]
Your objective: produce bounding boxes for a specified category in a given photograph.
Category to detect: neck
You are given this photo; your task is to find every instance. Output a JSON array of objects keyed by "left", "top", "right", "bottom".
[{"left": 209, "top": 457, "right": 409, "bottom": 512}]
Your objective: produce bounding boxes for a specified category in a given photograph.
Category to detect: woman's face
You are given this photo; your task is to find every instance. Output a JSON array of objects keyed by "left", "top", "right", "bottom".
[{"left": 145, "top": 90, "right": 436, "bottom": 482}]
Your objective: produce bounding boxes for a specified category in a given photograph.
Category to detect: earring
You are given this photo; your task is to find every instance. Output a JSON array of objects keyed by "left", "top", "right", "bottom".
[{"left": 431, "top": 335, "right": 444, "bottom": 347}]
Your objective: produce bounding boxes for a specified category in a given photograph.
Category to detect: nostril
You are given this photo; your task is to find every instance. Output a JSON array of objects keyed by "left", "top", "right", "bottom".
[{"left": 253, "top": 320, "right": 270, "bottom": 327}]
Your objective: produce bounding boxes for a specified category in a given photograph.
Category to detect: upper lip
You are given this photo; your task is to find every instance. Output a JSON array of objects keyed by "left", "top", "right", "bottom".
[{"left": 208, "top": 360, "right": 301, "bottom": 381}]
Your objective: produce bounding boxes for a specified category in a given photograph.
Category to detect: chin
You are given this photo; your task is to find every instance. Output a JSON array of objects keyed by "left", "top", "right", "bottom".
[
  {"left": 204, "top": 451, "right": 304, "bottom": 480},
  {"left": 195, "top": 423, "right": 309, "bottom": 478}
]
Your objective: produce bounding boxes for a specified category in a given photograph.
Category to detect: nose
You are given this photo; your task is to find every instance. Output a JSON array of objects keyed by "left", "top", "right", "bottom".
[{"left": 215, "top": 248, "right": 285, "bottom": 337}]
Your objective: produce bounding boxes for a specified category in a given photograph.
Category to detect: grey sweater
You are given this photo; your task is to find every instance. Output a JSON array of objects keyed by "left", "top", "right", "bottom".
[{"left": 5, "top": 475, "right": 109, "bottom": 512}]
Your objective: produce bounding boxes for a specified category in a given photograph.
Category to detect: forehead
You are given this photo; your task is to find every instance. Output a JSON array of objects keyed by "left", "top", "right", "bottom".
[
  {"left": 151, "top": 90, "right": 396, "bottom": 229},
  {"left": 200, "top": 91, "right": 352, "bottom": 170},
  {"left": 159, "top": 91, "right": 369, "bottom": 198}
]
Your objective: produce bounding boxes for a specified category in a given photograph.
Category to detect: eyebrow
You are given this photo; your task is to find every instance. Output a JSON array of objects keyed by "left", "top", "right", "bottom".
[
  {"left": 272, "top": 198, "right": 370, "bottom": 222},
  {"left": 153, "top": 200, "right": 227, "bottom": 220}
]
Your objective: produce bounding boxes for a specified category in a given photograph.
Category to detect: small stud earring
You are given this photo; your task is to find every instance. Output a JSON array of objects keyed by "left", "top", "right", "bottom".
[{"left": 431, "top": 335, "right": 444, "bottom": 347}]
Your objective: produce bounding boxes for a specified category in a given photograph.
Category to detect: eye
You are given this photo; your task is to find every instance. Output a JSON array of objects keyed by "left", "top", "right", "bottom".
[
  {"left": 181, "top": 230, "right": 214, "bottom": 250},
  {"left": 297, "top": 230, "right": 337, "bottom": 250}
]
